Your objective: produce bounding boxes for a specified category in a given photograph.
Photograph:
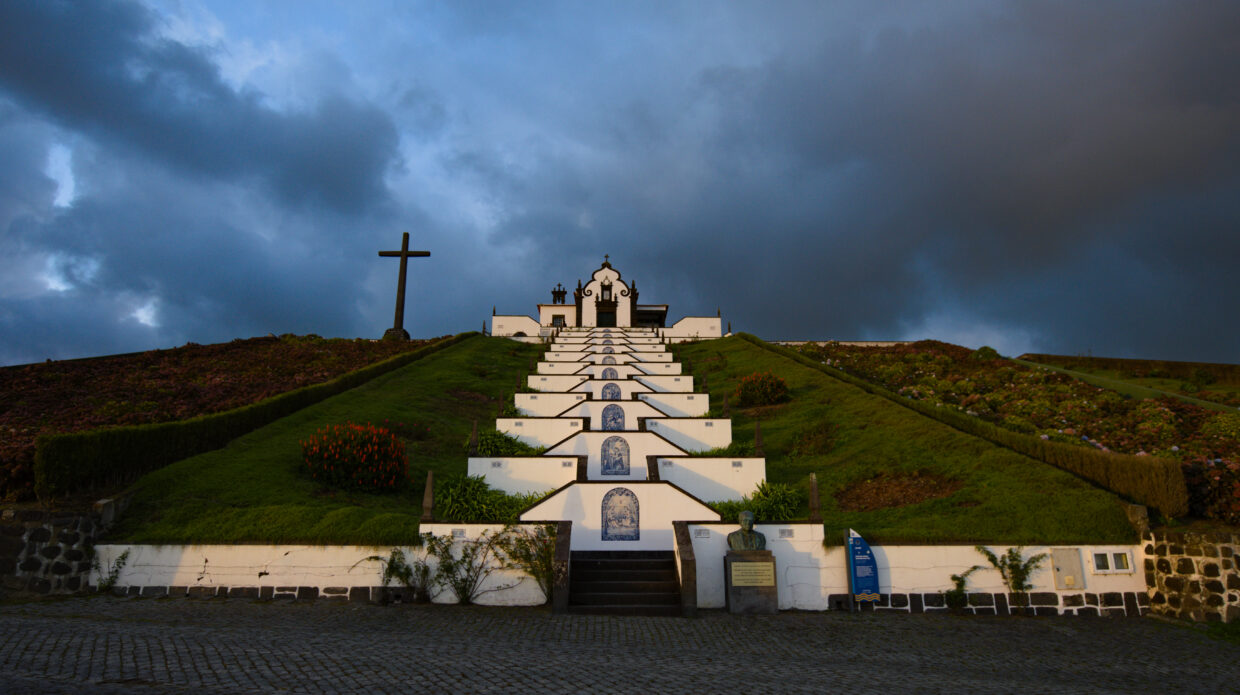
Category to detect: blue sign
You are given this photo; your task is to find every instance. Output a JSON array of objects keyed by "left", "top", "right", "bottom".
[{"left": 847, "top": 529, "right": 880, "bottom": 603}]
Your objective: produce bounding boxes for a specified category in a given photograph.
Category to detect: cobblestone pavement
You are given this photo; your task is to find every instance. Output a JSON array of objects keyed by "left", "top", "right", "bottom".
[{"left": 0, "top": 597, "right": 1236, "bottom": 694}]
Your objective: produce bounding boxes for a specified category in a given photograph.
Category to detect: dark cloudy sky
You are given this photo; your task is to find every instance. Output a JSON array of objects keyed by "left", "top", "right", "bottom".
[{"left": 1, "top": 1, "right": 1238, "bottom": 367}]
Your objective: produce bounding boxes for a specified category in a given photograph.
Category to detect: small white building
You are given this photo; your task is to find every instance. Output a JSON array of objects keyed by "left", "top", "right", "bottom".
[{"left": 491, "top": 258, "right": 723, "bottom": 342}]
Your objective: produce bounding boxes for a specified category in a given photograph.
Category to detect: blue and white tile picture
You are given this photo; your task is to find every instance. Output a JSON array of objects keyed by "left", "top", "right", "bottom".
[
  {"left": 601, "top": 383, "right": 621, "bottom": 400},
  {"left": 602, "top": 488, "right": 639, "bottom": 541},
  {"left": 602, "top": 356, "right": 617, "bottom": 365},
  {"left": 602, "top": 347, "right": 614, "bottom": 354},
  {"left": 600, "top": 435, "right": 630, "bottom": 475},
  {"left": 602, "top": 339, "right": 613, "bottom": 345},
  {"left": 601, "top": 367, "right": 619, "bottom": 380},
  {"left": 601, "top": 404, "right": 625, "bottom": 431}
]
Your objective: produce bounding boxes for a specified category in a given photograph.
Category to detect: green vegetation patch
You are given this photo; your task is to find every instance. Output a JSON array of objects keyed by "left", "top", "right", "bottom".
[
  {"left": 106, "top": 336, "right": 543, "bottom": 545},
  {"left": 675, "top": 336, "right": 1136, "bottom": 545}
]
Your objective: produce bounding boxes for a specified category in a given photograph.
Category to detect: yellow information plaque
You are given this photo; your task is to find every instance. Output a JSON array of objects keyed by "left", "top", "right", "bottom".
[{"left": 730, "top": 562, "right": 775, "bottom": 587}]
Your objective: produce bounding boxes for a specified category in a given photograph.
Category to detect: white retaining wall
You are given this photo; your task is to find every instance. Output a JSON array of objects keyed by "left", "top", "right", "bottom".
[
  {"left": 656, "top": 458, "right": 765, "bottom": 501},
  {"left": 466, "top": 457, "right": 579, "bottom": 494},
  {"left": 645, "top": 418, "right": 731, "bottom": 452},
  {"left": 636, "top": 393, "right": 710, "bottom": 417},
  {"left": 521, "top": 483, "right": 720, "bottom": 551},
  {"left": 495, "top": 418, "right": 583, "bottom": 448}
]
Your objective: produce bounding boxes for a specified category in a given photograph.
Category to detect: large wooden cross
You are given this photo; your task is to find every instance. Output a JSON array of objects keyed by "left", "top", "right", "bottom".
[{"left": 378, "top": 232, "right": 430, "bottom": 340}]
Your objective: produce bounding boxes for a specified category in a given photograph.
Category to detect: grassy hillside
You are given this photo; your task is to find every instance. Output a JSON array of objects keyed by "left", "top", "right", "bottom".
[
  {"left": 1016, "top": 356, "right": 1240, "bottom": 411},
  {"left": 107, "top": 333, "right": 1136, "bottom": 546},
  {"left": 676, "top": 337, "right": 1136, "bottom": 544},
  {"left": 106, "top": 336, "right": 542, "bottom": 545}
]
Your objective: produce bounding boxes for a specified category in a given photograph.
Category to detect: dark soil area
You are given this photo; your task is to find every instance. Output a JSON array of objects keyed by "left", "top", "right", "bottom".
[{"left": 835, "top": 471, "right": 963, "bottom": 512}]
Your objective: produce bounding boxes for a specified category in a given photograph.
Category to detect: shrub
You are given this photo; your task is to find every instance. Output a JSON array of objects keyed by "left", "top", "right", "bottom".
[
  {"left": 469, "top": 430, "right": 546, "bottom": 457},
  {"left": 709, "top": 481, "right": 803, "bottom": 522},
  {"left": 355, "top": 547, "right": 436, "bottom": 603},
  {"left": 434, "top": 474, "right": 550, "bottom": 522},
  {"left": 942, "top": 565, "right": 982, "bottom": 610},
  {"left": 975, "top": 545, "right": 1048, "bottom": 610},
  {"left": 301, "top": 422, "right": 409, "bottom": 493},
  {"left": 971, "top": 346, "right": 1002, "bottom": 361},
  {"left": 495, "top": 524, "right": 558, "bottom": 604},
  {"left": 425, "top": 530, "right": 520, "bottom": 605},
  {"left": 733, "top": 371, "right": 789, "bottom": 407}
]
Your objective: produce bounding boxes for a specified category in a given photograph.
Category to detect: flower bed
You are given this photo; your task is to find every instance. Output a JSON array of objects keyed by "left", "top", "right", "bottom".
[{"left": 792, "top": 340, "right": 1240, "bottom": 523}]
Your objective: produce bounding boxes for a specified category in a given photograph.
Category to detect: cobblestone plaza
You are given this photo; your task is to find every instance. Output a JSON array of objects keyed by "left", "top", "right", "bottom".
[{"left": 1, "top": 596, "right": 1236, "bottom": 694}]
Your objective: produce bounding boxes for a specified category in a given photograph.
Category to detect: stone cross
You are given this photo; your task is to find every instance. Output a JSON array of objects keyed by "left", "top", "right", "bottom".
[{"left": 378, "top": 232, "right": 430, "bottom": 340}]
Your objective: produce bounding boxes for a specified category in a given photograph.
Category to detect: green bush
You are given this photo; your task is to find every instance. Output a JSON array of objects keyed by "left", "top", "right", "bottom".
[
  {"left": 709, "top": 481, "right": 803, "bottom": 522},
  {"left": 971, "top": 346, "right": 1002, "bottom": 361},
  {"left": 302, "top": 422, "right": 409, "bottom": 493},
  {"left": 433, "top": 474, "right": 549, "bottom": 522},
  {"left": 733, "top": 371, "right": 790, "bottom": 407},
  {"left": 469, "top": 430, "right": 546, "bottom": 457},
  {"left": 33, "top": 334, "right": 470, "bottom": 499}
]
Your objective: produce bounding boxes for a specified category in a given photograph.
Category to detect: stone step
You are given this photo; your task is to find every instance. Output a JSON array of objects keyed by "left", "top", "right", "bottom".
[
  {"left": 570, "top": 591, "right": 680, "bottom": 606},
  {"left": 566, "top": 604, "right": 682, "bottom": 617},
  {"left": 569, "top": 580, "right": 678, "bottom": 594},
  {"left": 571, "top": 568, "right": 677, "bottom": 583}
]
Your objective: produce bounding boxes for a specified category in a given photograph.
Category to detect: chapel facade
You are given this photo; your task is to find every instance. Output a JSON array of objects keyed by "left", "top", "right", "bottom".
[{"left": 491, "top": 258, "right": 723, "bottom": 341}]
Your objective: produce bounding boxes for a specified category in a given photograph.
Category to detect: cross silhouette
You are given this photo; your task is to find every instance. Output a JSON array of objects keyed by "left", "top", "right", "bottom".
[{"left": 378, "top": 232, "right": 430, "bottom": 340}]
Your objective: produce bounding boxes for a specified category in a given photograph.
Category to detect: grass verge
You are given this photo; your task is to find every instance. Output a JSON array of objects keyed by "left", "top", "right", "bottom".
[
  {"left": 105, "top": 336, "right": 542, "bottom": 546},
  {"left": 675, "top": 336, "right": 1136, "bottom": 545}
]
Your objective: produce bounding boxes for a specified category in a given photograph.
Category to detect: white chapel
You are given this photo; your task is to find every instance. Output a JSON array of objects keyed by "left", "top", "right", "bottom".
[{"left": 491, "top": 257, "right": 723, "bottom": 341}]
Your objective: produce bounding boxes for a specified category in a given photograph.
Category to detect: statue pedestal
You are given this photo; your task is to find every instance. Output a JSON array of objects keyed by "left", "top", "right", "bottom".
[
  {"left": 382, "top": 327, "right": 411, "bottom": 341},
  {"left": 725, "top": 550, "right": 778, "bottom": 614}
]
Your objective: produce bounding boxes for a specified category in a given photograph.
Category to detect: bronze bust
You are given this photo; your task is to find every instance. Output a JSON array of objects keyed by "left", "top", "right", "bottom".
[{"left": 726, "top": 510, "right": 766, "bottom": 550}]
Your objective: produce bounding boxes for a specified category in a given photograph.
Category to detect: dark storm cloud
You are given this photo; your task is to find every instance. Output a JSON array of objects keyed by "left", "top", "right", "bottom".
[
  {"left": 0, "top": 0, "right": 398, "bottom": 213},
  {"left": 0, "top": 0, "right": 1237, "bottom": 366},
  {"left": 463, "top": 1, "right": 1240, "bottom": 361}
]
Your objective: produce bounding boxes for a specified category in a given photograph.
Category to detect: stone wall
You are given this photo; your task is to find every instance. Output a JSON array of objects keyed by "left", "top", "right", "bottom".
[
  {"left": 1145, "top": 529, "right": 1239, "bottom": 622},
  {"left": 836, "top": 591, "right": 1146, "bottom": 617},
  {"left": 0, "top": 508, "right": 101, "bottom": 594}
]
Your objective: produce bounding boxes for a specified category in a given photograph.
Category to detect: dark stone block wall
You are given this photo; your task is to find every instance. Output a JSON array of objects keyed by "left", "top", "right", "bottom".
[
  {"left": 1145, "top": 529, "right": 1239, "bottom": 623},
  {"left": 859, "top": 591, "right": 1145, "bottom": 617},
  {"left": 0, "top": 508, "right": 103, "bottom": 594}
]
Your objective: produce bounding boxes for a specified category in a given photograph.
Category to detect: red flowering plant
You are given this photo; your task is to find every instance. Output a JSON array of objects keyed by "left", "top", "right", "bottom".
[{"left": 302, "top": 422, "right": 410, "bottom": 493}]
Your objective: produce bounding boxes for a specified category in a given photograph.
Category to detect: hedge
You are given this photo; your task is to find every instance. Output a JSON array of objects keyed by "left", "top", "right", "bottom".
[
  {"left": 736, "top": 334, "right": 1189, "bottom": 517},
  {"left": 34, "top": 333, "right": 477, "bottom": 499}
]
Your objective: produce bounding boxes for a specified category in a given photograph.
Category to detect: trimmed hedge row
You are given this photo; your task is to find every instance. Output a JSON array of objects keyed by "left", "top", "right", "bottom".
[
  {"left": 737, "top": 334, "right": 1189, "bottom": 517},
  {"left": 34, "top": 333, "right": 477, "bottom": 499}
]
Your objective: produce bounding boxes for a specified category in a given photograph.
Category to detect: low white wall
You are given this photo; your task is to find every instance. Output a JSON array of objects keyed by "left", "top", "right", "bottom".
[
  {"left": 529, "top": 374, "right": 591, "bottom": 392},
  {"left": 468, "top": 457, "right": 577, "bottom": 494},
  {"left": 656, "top": 457, "right": 765, "bottom": 501},
  {"left": 558, "top": 400, "right": 667, "bottom": 426},
  {"left": 92, "top": 538, "right": 545, "bottom": 606},
  {"left": 632, "top": 362, "right": 681, "bottom": 375},
  {"left": 628, "top": 352, "right": 673, "bottom": 363},
  {"left": 537, "top": 362, "right": 589, "bottom": 375},
  {"left": 684, "top": 530, "right": 1148, "bottom": 612},
  {"left": 645, "top": 418, "right": 731, "bottom": 452},
  {"left": 569, "top": 380, "right": 652, "bottom": 400},
  {"left": 579, "top": 364, "right": 646, "bottom": 379},
  {"left": 495, "top": 417, "right": 583, "bottom": 448},
  {"left": 637, "top": 392, "right": 709, "bottom": 417},
  {"left": 521, "top": 483, "right": 720, "bottom": 551},
  {"left": 545, "top": 431, "right": 686, "bottom": 477},
  {"left": 514, "top": 393, "right": 586, "bottom": 416},
  {"left": 665, "top": 317, "right": 723, "bottom": 339},
  {"left": 492, "top": 315, "right": 541, "bottom": 337},
  {"left": 633, "top": 375, "right": 694, "bottom": 393}
]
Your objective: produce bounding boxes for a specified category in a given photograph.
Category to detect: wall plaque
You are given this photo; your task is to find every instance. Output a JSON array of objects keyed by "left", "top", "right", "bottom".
[{"left": 731, "top": 562, "right": 775, "bottom": 587}]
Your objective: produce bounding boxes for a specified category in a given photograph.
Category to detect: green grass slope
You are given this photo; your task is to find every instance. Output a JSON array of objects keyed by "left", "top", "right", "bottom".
[
  {"left": 1013, "top": 358, "right": 1240, "bottom": 413},
  {"left": 676, "top": 337, "right": 1136, "bottom": 544},
  {"left": 106, "top": 336, "right": 542, "bottom": 546}
]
